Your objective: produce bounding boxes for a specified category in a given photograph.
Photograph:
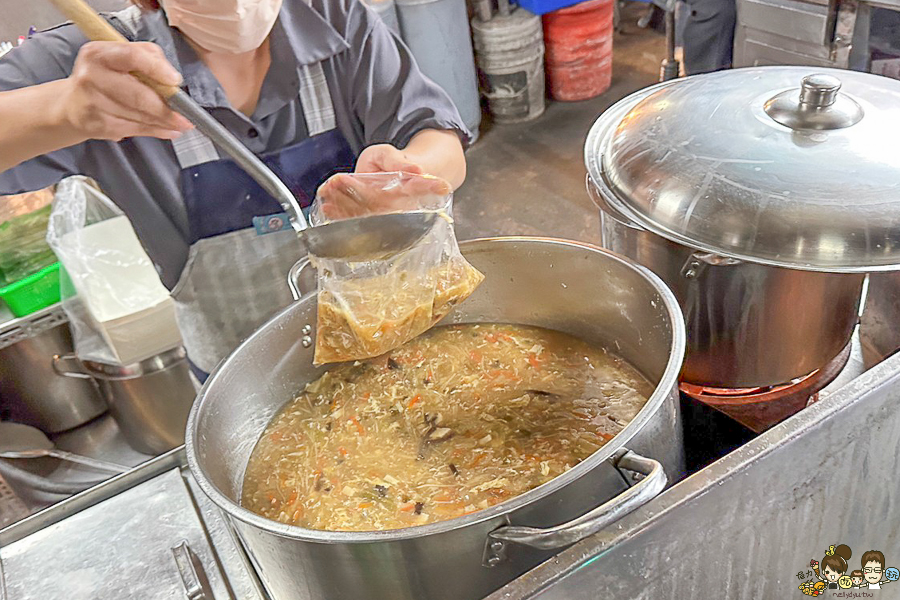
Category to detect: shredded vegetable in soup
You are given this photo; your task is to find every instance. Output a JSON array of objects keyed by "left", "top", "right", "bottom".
[{"left": 242, "top": 324, "right": 653, "bottom": 531}]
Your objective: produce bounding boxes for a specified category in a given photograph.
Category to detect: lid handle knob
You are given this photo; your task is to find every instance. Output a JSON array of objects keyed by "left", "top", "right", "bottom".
[
  {"left": 799, "top": 74, "right": 842, "bottom": 108},
  {"left": 764, "top": 73, "right": 863, "bottom": 131}
]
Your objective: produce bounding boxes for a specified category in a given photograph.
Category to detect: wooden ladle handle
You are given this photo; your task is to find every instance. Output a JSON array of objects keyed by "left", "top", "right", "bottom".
[{"left": 46, "top": 0, "right": 182, "bottom": 99}]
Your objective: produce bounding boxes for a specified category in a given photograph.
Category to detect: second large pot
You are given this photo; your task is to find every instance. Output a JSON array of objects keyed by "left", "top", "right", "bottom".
[
  {"left": 581, "top": 67, "right": 900, "bottom": 388},
  {"left": 591, "top": 180, "right": 864, "bottom": 388},
  {"left": 186, "top": 237, "right": 685, "bottom": 600}
]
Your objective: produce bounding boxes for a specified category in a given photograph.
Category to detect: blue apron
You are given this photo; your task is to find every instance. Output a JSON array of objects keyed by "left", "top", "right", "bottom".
[{"left": 169, "top": 62, "right": 354, "bottom": 382}]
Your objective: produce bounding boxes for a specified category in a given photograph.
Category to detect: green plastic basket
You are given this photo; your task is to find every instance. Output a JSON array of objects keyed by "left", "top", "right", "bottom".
[{"left": 0, "top": 262, "right": 61, "bottom": 317}]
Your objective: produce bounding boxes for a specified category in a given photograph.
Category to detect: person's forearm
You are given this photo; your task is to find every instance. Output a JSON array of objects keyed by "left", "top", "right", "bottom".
[
  {"left": 402, "top": 129, "right": 466, "bottom": 190},
  {"left": 0, "top": 80, "right": 85, "bottom": 172}
]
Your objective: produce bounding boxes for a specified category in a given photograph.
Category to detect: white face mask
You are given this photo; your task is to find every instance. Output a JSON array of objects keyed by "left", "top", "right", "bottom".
[{"left": 164, "top": 0, "right": 283, "bottom": 54}]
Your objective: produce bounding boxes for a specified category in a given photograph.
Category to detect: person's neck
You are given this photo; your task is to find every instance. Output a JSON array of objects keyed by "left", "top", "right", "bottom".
[{"left": 190, "top": 38, "right": 272, "bottom": 117}]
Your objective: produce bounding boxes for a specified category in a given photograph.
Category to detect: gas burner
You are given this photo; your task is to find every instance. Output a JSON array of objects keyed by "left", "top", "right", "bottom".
[{"left": 680, "top": 342, "right": 853, "bottom": 433}]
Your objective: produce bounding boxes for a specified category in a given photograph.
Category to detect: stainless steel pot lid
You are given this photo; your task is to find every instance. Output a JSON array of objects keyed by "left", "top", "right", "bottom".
[{"left": 585, "top": 66, "right": 900, "bottom": 272}]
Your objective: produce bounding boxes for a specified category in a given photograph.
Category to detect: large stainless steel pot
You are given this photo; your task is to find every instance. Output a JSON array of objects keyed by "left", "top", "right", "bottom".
[
  {"left": 583, "top": 67, "right": 900, "bottom": 388},
  {"left": 590, "top": 179, "right": 864, "bottom": 387},
  {"left": 186, "top": 237, "right": 686, "bottom": 600}
]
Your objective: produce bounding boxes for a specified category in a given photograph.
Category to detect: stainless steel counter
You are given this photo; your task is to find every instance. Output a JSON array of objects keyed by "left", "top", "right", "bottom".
[
  {"left": 3, "top": 278, "right": 899, "bottom": 599},
  {"left": 0, "top": 450, "right": 266, "bottom": 600},
  {"left": 487, "top": 316, "right": 900, "bottom": 598}
]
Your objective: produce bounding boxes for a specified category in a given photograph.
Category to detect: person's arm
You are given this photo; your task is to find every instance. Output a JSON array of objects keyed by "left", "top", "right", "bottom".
[
  {"left": 354, "top": 129, "right": 465, "bottom": 190},
  {"left": 343, "top": 3, "right": 469, "bottom": 189},
  {"left": 0, "top": 81, "right": 82, "bottom": 172},
  {"left": 0, "top": 41, "right": 191, "bottom": 172}
]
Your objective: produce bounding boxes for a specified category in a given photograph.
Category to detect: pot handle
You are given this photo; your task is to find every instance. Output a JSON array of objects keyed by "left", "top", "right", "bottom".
[
  {"left": 585, "top": 174, "right": 643, "bottom": 231},
  {"left": 680, "top": 251, "right": 743, "bottom": 279},
  {"left": 51, "top": 353, "right": 92, "bottom": 379},
  {"left": 482, "top": 449, "right": 666, "bottom": 567},
  {"left": 287, "top": 257, "right": 316, "bottom": 302},
  {"left": 171, "top": 541, "right": 214, "bottom": 600}
]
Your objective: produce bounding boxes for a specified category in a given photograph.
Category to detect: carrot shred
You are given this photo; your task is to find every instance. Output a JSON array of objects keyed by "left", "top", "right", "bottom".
[
  {"left": 287, "top": 490, "right": 299, "bottom": 504},
  {"left": 338, "top": 446, "right": 349, "bottom": 457},
  {"left": 358, "top": 502, "right": 373, "bottom": 509},
  {"left": 399, "top": 501, "right": 417, "bottom": 512},
  {"left": 527, "top": 353, "right": 543, "bottom": 369},
  {"left": 599, "top": 432, "right": 615, "bottom": 441},
  {"left": 496, "top": 333, "right": 515, "bottom": 342},
  {"left": 470, "top": 453, "right": 486, "bottom": 468},
  {"left": 408, "top": 394, "right": 422, "bottom": 409},
  {"left": 350, "top": 415, "right": 365, "bottom": 436},
  {"left": 469, "top": 350, "right": 482, "bottom": 363},
  {"left": 292, "top": 508, "right": 303, "bottom": 521}
]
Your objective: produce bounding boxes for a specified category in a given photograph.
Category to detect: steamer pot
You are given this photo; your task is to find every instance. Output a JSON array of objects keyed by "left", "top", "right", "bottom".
[
  {"left": 186, "top": 237, "right": 686, "bottom": 600},
  {"left": 585, "top": 67, "right": 900, "bottom": 388}
]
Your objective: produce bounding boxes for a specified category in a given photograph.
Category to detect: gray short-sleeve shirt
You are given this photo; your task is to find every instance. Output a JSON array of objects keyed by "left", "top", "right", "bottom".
[{"left": 0, "top": 0, "right": 468, "bottom": 288}]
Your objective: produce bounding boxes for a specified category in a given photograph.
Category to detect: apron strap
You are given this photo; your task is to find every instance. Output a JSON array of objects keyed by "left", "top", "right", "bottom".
[{"left": 170, "top": 61, "right": 338, "bottom": 169}]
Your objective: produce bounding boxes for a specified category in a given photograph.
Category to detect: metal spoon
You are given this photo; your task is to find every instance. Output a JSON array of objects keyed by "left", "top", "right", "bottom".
[
  {"left": 48, "top": 0, "right": 439, "bottom": 261},
  {"left": 0, "top": 422, "right": 128, "bottom": 473}
]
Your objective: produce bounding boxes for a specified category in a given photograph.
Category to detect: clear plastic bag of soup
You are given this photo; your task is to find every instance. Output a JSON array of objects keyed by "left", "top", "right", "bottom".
[{"left": 309, "top": 172, "right": 484, "bottom": 365}]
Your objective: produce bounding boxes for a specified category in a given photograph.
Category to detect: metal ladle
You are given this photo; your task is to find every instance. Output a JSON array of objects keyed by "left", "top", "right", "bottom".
[
  {"left": 0, "top": 422, "right": 128, "bottom": 473},
  {"left": 48, "top": 0, "right": 439, "bottom": 262}
]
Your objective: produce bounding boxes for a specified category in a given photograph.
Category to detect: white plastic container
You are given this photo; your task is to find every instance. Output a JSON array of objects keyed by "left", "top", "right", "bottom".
[{"left": 57, "top": 215, "right": 181, "bottom": 365}]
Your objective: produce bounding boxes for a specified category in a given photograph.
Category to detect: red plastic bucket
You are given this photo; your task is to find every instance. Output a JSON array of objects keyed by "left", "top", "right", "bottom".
[{"left": 543, "top": 0, "right": 614, "bottom": 101}]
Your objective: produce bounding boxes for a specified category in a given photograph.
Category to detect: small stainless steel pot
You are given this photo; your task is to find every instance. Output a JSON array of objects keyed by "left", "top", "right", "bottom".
[
  {"left": 186, "top": 237, "right": 686, "bottom": 600},
  {"left": 53, "top": 347, "right": 196, "bottom": 455},
  {"left": 588, "top": 176, "right": 865, "bottom": 388},
  {"left": 0, "top": 305, "right": 106, "bottom": 433}
]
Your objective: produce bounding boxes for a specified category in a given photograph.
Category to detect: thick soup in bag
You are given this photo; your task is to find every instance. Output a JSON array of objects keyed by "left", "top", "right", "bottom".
[{"left": 309, "top": 172, "right": 484, "bottom": 365}]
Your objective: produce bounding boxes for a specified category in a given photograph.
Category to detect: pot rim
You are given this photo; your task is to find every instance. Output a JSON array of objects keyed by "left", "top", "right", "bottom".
[{"left": 185, "top": 236, "right": 686, "bottom": 544}]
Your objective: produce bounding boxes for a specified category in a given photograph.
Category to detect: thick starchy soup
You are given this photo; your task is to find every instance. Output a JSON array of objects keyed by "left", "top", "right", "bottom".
[
  {"left": 242, "top": 324, "right": 653, "bottom": 531},
  {"left": 314, "top": 257, "right": 484, "bottom": 365}
]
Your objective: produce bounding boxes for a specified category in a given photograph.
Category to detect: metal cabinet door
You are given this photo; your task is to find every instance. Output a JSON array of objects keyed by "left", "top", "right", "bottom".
[{"left": 1, "top": 469, "right": 230, "bottom": 600}]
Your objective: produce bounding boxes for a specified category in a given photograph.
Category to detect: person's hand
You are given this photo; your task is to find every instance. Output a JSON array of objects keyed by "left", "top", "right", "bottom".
[
  {"left": 355, "top": 143, "right": 425, "bottom": 175},
  {"left": 316, "top": 172, "right": 452, "bottom": 221},
  {"left": 60, "top": 41, "right": 193, "bottom": 142}
]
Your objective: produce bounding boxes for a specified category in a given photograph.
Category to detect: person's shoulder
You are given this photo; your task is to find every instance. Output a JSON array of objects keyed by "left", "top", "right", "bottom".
[
  {"left": 299, "top": 0, "right": 376, "bottom": 39},
  {"left": 0, "top": 22, "right": 86, "bottom": 87}
]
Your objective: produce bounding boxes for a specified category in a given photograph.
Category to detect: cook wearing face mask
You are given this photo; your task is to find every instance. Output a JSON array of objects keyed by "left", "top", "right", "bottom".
[{"left": 0, "top": 0, "right": 468, "bottom": 382}]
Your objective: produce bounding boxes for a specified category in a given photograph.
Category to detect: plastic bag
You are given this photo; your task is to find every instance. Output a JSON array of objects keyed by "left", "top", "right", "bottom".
[
  {"left": 46, "top": 176, "right": 181, "bottom": 365},
  {"left": 0, "top": 186, "right": 57, "bottom": 287},
  {"left": 309, "top": 172, "right": 484, "bottom": 364}
]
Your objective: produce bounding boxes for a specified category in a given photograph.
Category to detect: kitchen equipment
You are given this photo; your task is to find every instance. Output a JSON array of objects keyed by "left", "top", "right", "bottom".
[
  {"left": 47, "top": 0, "right": 441, "bottom": 263},
  {"left": 0, "top": 422, "right": 127, "bottom": 473},
  {"left": 0, "top": 304, "right": 106, "bottom": 434},
  {"left": 0, "top": 467, "right": 237, "bottom": 600},
  {"left": 186, "top": 237, "right": 686, "bottom": 600},
  {"left": 471, "top": 3, "right": 546, "bottom": 124},
  {"left": 395, "top": 0, "right": 482, "bottom": 139},
  {"left": 0, "top": 470, "right": 28, "bottom": 529},
  {"left": 53, "top": 347, "right": 196, "bottom": 456},
  {"left": 585, "top": 66, "right": 900, "bottom": 388}
]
